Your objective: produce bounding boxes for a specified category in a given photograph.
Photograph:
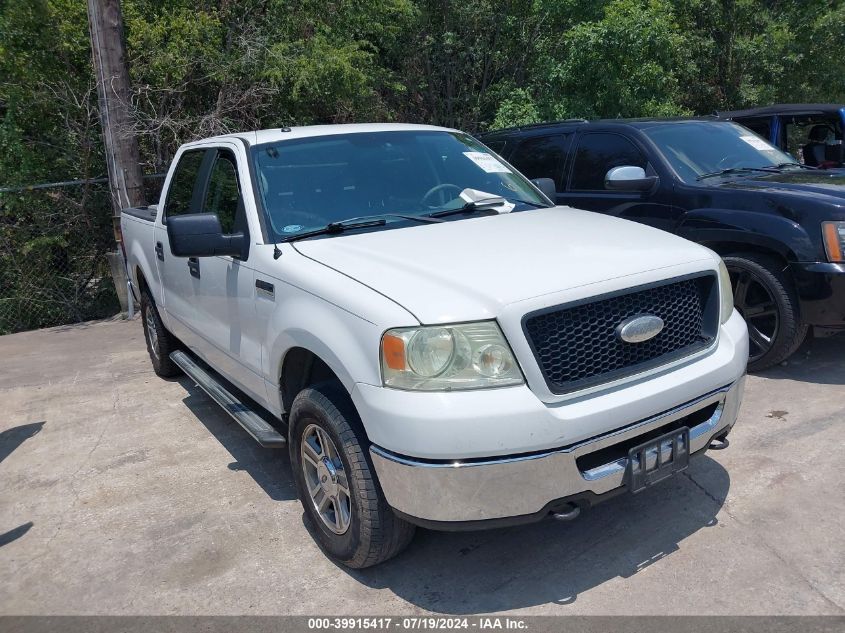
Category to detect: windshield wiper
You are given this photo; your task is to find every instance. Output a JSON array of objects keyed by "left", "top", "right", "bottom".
[
  {"left": 428, "top": 195, "right": 548, "bottom": 219},
  {"left": 280, "top": 213, "right": 441, "bottom": 243},
  {"left": 696, "top": 166, "right": 781, "bottom": 180},
  {"left": 774, "top": 162, "right": 817, "bottom": 170}
]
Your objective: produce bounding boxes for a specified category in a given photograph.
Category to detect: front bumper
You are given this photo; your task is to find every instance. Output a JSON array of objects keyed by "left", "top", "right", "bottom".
[
  {"left": 370, "top": 377, "right": 744, "bottom": 526},
  {"left": 790, "top": 262, "right": 845, "bottom": 328}
]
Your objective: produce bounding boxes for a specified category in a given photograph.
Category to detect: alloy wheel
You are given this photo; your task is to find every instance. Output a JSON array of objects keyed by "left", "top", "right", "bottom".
[
  {"left": 728, "top": 266, "right": 780, "bottom": 364},
  {"left": 300, "top": 423, "right": 352, "bottom": 535},
  {"left": 145, "top": 306, "right": 160, "bottom": 360}
]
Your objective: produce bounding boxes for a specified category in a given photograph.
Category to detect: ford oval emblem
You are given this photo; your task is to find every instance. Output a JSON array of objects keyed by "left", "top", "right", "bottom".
[{"left": 616, "top": 314, "right": 665, "bottom": 343}]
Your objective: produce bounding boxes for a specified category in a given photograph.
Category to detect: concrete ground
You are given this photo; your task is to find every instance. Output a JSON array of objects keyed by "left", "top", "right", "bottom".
[{"left": 0, "top": 318, "right": 843, "bottom": 615}]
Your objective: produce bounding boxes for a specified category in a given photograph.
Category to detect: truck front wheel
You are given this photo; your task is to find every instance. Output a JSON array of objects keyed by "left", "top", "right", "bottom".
[
  {"left": 289, "top": 383, "right": 415, "bottom": 568},
  {"left": 140, "top": 290, "right": 181, "bottom": 377}
]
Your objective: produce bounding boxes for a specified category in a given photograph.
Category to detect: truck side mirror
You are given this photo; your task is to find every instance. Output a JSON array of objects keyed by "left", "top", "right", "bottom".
[
  {"left": 604, "top": 166, "right": 659, "bottom": 192},
  {"left": 531, "top": 177, "right": 557, "bottom": 202},
  {"left": 167, "top": 213, "right": 248, "bottom": 259}
]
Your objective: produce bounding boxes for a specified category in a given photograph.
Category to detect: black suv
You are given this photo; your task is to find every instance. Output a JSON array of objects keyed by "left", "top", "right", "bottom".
[{"left": 480, "top": 118, "right": 845, "bottom": 370}]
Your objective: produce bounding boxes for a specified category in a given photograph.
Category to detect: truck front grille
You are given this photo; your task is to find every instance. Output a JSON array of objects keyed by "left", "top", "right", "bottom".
[{"left": 523, "top": 274, "right": 718, "bottom": 394}]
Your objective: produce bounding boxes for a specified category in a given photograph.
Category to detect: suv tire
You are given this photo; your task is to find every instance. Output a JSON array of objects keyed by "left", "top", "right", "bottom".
[{"left": 724, "top": 253, "right": 807, "bottom": 371}]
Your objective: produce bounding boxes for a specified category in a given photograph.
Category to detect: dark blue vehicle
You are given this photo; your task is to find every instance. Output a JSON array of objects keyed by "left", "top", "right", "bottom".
[
  {"left": 717, "top": 103, "right": 845, "bottom": 169},
  {"left": 480, "top": 118, "right": 845, "bottom": 370}
]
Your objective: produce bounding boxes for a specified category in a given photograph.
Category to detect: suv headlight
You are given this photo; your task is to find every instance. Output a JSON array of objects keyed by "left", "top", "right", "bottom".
[
  {"left": 381, "top": 321, "right": 524, "bottom": 390},
  {"left": 718, "top": 259, "right": 734, "bottom": 324},
  {"left": 822, "top": 221, "right": 845, "bottom": 263}
]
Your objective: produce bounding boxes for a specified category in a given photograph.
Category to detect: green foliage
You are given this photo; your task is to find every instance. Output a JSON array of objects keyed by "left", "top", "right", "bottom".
[{"left": 540, "top": 0, "right": 694, "bottom": 119}]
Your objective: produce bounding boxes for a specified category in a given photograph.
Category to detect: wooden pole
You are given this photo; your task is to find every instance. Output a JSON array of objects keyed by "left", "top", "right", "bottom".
[{"left": 87, "top": 0, "right": 146, "bottom": 216}]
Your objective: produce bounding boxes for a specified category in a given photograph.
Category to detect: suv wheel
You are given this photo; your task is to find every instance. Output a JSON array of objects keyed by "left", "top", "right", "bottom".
[
  {"left": 724, "top": 253, "right": 807, "bottom": 371},
  {"left": 289, "top": 383, "right": 415, "bottom": 568}
]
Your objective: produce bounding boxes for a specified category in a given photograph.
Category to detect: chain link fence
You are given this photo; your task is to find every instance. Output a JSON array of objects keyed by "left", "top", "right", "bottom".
[{"left": 0, "top": 176, "right": 163, "bottom": 335}]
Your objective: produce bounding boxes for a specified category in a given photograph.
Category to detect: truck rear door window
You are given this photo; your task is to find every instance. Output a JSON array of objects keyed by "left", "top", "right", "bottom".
[{"left": 164, "top": 150, "right": 207, "bottom": 218}]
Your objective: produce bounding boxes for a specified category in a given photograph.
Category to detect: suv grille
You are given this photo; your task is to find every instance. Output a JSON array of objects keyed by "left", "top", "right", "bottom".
[{"left": 523, "top": 274, "right": 718, "bottom": 394}]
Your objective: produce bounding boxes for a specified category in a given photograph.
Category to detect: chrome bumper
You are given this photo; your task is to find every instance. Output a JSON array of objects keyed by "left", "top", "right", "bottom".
[{"left": 370, "top": 377, "right": 745, "bottom": 524}]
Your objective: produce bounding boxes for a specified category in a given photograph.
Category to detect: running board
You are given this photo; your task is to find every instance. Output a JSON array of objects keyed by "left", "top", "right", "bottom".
[{"left": 170, "top": 350, "right": 287, "bottom": 448}]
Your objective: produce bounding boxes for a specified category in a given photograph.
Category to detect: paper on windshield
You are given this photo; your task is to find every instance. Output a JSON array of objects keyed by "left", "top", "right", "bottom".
[
  {"left": 463, "top": 151, "right": 512, "bottom": 173},
  {"left": 740, "top": 135, "right": 776, "bottom": 151}
]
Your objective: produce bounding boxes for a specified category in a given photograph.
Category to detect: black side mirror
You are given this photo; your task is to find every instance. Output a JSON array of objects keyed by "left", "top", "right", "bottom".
[
  {"left": 531, "top": 177, "right": 557, "bottom": 202},
  {"left": 167, "top": 213, "right": 248, "bottom": 259},
  {"left": 604, "top": 166, "right": 659, "bottom": 192}
]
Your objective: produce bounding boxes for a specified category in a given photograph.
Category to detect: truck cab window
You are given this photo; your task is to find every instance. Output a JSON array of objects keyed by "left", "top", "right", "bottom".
[
  {"left": 164, "top": 150, "right": 206, "bottom": 218},
  {"left": 570, "top": 133, "right": 647, "bottom": 191},
  {"left": 204, "top": 151, "right": 242, "bottom": 234},
  {"left": 509, "top": 135, "right": 571, "bottom": 191}
]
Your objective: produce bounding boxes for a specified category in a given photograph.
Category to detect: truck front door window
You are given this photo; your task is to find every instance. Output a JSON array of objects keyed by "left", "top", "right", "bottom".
[
  {"left": 570, "top": 133, "right": 647, "bottom": 191},
  {"left": 203, "top": 151, "right": 243, "bottom": 235}
]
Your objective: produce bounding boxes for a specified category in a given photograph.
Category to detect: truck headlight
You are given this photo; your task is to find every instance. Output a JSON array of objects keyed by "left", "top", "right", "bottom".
[
  {"left": 381, "top": 321, "right": 524, "bottom": 390},
  {"left": 822, "top": 221, "right": 845, "bottom": 263},
  {"left": 718, "top": 259, "right": 734, "bottom": 324}
]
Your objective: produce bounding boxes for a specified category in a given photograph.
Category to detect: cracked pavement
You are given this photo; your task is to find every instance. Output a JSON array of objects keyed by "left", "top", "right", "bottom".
[{"left": 0, "top": 318, "right": 843, "bottom": 615}]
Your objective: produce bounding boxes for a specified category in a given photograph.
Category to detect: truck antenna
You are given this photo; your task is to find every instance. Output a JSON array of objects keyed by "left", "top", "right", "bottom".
[{"left": 273, "top": 243, "right": 282, "bottom": 260}]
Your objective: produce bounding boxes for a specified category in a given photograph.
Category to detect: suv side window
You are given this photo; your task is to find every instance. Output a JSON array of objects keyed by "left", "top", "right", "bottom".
[
  {"left": 203, "top": 150, "right": 243, "bottom": 235},
  {"left": 509, "top": 134, "right": 571, "bottom": 191},
  {"left": 569, "top": 133, "right": 647, "bottom": 191},
  {"left": 164, "top": 150, "right": 206, "bottom": 218}
]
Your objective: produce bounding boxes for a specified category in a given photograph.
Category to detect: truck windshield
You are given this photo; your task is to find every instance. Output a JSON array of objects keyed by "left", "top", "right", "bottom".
[
  {"left": 251, "top": 130, "right": 548, "bottom": 240},
  {"left": 643, "top": 121, "right": 796, "bottom": 183}
]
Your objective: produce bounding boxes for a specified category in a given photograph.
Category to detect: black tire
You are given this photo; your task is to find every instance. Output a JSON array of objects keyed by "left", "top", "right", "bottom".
[
  {"left": 140, "top": 289, "right": 181, "bottom": 377},
  {"left": 289, "top": 382, "right": 415, "bottom": 568},
  {"left": 724, "top": 253, "right": 807, "bottom": 371}
]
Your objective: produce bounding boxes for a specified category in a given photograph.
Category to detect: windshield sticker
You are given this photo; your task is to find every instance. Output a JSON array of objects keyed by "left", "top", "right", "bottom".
[
  {"left": 740, "top": 135, "right": 776, "bottom": 151},
  {"left": 463, "top": 151, "right": 512, "bottom": 173},
  {"left": 282, "top": 224, "right": 303, "bottom": 233}
]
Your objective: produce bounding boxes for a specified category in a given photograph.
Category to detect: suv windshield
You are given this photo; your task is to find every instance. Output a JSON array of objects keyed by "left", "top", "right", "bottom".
[
  {"left": 252, "top": 130, "right": 548, "bottom": 240},
  {"left": 643, "top": 121, "right": 796, "bottom": 182}
]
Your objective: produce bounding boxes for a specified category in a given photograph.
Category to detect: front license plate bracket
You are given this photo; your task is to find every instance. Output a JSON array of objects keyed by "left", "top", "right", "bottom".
[{"left": 626, "top": 427, "right": 690, "bottom": 494}]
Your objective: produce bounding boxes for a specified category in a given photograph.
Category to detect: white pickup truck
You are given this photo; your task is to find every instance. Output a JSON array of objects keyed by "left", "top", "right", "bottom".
[{"left": 121, "top": 123, "right": 748, "bottom": 568}]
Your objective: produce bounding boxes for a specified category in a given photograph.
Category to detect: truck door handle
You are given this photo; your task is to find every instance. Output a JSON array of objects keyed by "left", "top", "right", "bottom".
[
  {"left": 188, "top": 257, "right": 200, "bottom": 279},
  {"left": 255, "top": 279, "right": 274, "bottom": 297},
  {"left": 155, "top": 242, "right": 164, "bottom": 261}
]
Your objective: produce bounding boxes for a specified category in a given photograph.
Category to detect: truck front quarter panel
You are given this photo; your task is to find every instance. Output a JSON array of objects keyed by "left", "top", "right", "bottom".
[{"left": 250, "top": 244, "right": 418, "bottom": 415}]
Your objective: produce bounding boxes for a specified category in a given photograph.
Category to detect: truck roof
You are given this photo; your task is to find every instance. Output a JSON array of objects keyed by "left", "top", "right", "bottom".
[{"left": 183, "top": 123, "right": 458, "bottom": 148}]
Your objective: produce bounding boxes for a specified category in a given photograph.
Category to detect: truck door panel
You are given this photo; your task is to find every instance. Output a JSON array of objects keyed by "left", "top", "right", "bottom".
[{"left": 189, "top": 147, "right": 267, "bottom": 405}]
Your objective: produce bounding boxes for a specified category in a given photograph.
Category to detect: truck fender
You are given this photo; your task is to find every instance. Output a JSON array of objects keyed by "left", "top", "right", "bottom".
[
  {"left": 676, "top": 208, "right": 814, "bottom": 262},
  {"left": 263, "top": 292, "right": 389, "bottom": 414}
]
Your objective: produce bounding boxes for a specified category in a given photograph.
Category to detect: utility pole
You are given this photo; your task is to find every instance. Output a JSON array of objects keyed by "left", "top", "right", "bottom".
[
  {"left": 87, "top": 0, "right": 146, "bottom": 215},
  {"left": 87, "top": 0, "right": 145, "bottom": 316}
]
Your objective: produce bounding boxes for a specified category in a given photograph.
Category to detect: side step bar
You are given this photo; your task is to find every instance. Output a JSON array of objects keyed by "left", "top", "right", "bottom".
[{"left": 170, "top": 350, "right": 287, "bottom": 448}]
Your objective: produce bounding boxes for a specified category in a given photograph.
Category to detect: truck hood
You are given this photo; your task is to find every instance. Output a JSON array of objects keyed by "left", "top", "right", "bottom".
[
  {"left": 292, "top": 207, "right": 714, "bottom": 324},
  {"left": 717, "top": 169, "right": 845, "bottom": 201}
]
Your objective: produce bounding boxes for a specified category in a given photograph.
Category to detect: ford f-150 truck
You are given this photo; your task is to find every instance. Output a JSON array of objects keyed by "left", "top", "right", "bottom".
[{"left": 121, "top": 123, "right": 748, "bottom": 568}]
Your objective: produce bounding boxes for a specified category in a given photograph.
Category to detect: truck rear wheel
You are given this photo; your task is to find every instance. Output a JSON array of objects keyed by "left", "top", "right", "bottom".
[
  {"left": 289, "top": 383, "right": 415, "bottom": 568},
  {"left": 140, "top": 290, "right": 181, "bottom": 377},
  {"left": 724, "top": 253, "right": 807, "bottom": 371}
]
